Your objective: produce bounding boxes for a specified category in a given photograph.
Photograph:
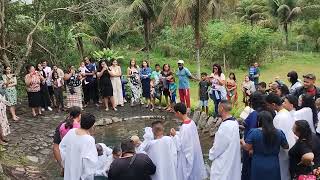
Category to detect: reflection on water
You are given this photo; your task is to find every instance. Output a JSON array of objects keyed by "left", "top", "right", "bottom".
[{"left": 45, "top": 118, "right": 213, "bottom": 178}]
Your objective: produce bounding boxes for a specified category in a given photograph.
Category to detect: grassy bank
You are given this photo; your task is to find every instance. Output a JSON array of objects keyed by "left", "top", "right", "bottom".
[{"left": 116, "top": 49, "right": 320, "bottom": 117}]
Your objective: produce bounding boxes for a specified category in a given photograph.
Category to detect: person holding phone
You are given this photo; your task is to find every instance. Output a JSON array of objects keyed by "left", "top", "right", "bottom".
[
  {"left": 64, "top": 65, "right": 83, "bottom": 110},
  {"left": 97, "top": 60, "right": 117, "bottom": 111}
]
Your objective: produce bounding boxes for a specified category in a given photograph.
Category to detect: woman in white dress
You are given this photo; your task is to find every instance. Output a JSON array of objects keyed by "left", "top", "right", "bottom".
[{"left": 109, "top": 59, "right": 124, "bottom": 106}]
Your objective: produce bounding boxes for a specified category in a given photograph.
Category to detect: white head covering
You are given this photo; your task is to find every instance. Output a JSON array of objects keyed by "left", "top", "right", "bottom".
[{"left": 177, "top": 60, "right": 184, "bottom": 64}]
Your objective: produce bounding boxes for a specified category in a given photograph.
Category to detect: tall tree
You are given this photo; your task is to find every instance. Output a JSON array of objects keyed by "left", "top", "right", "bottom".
[
  {"left": 159, "top": 0, "right": 211, "bottom": 77},
  {"left": 108, "top": 0, "right": 157, "bottom": 55},
  {"left": 0, "top": 0, "right": 10, "bottom": 66}
]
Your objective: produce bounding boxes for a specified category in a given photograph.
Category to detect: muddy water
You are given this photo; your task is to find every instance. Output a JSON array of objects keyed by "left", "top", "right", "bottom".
[{"left": 45, "top": 118, "right": 213, "bottom": 179}]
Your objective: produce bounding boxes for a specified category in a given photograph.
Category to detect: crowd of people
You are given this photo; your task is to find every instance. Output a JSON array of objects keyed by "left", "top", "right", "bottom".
[
  {"left": 19, "top": 58, "right": 196, "bottom": 116},
  {"left": 0, "top": 57, "right": 320, "bottom": 180}
]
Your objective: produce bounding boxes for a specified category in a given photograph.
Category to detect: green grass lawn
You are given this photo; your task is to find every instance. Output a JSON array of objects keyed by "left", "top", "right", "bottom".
[{"left": 117, "top": 49, "right": 320, "bottom": 117}]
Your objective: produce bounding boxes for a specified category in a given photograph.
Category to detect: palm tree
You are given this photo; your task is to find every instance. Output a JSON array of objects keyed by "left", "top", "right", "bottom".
[
  {"left": 276, "top": 4, "right": 301, "bottom": 46},
  {"left": 108, "top": 0, "right": 156, "bottom": 55},
  {"left": 159, "top": 0, "right": 211, "bottom": 78}
]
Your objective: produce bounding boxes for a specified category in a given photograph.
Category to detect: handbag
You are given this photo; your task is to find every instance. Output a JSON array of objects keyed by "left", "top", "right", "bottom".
[{"left": 298, "top": 175, "right": 316, "bottom": 180}]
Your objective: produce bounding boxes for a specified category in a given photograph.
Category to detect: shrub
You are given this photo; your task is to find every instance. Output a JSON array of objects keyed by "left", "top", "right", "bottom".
[
  {"left": 203, "top": 21, "right": 275, "bottom": 68},
  {"left": 155, "top": 26, "right": 194, "bottom": 58}
]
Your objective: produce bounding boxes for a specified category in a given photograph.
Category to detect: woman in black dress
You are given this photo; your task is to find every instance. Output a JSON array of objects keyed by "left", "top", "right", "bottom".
[
  {"left": 161, "top": 64, "right": 173, "bottom": 110},
  {"left": 97, "top": 60, "right": 117, "bottom": 111},
  {"left": 289, "top": 120, "right": 317, "bottom": 179}
]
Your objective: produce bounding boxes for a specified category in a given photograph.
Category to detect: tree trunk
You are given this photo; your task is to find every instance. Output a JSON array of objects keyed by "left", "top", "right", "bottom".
[
  {"left": 76, "top": 36, "right": 84, "bottom": 60},
  {"left": 0, "top": 0, "right": 10, "bottom": 66},
  {"left": 194, "top": 0, "right": 201, "bottom": 78},
  {"left": 284, "top": 22, "right": 288, "bottom": 46},
  {"left": 213, "top": 0, "right": 221, "bottom": 19},
  {"left": 142, "top": 16, "right": 151, "bottom": 60},
  {"left": 15, "top": 14, "right": 46, "bottom": 75}
]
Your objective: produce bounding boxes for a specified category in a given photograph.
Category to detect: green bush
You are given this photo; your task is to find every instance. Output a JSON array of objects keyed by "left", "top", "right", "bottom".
[
  {"left": 203, "top": 21, "right": 276, "bottom": 67},
  {"left": 155, "top": 26, "right": 194, "bottom": 58}
]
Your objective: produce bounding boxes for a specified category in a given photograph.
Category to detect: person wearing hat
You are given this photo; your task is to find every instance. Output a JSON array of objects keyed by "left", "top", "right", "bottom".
[
  {"left": 175, "top": 60, "right": 195, "bottom": 112},
  {"left": 292, "top": 73, "right": 320, "bottom": 99}
]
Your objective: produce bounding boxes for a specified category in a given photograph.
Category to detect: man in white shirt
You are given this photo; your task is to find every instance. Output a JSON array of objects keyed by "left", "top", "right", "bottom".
[
  {"left": 266, "top": 93, "right": 295, "bottom": 180},
  {"left": 209, "top": 100, "right": 241, "bottom": 180},
  {"left": 42, "top": 60, "right": 53, "bottom": 110}
]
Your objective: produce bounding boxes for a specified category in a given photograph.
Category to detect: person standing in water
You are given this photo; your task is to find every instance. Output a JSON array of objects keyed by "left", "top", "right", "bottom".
[{"left": 170, "top": 103, "right": 207, "bottom": 180}]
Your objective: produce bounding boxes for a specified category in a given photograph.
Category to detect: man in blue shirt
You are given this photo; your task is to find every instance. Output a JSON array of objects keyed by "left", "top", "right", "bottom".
[
  {"left": 248, "top": 62, "right": 260, "bottom": 87},
  {"left": 84, "top": 57, "right": 98, "bottom": 107},
  {"left": 176, "top": 60, "right": 195, "bottom": 112}
]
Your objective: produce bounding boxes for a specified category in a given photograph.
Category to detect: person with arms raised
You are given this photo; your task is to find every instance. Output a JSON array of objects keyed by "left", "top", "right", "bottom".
[
  {"left": 209, "top": 100, "right": 241, "bottom": 180},
  {"left": 170, "top": 103, "right": 207, "bottom": 180},
  {"left": 141, "top": 121, "right": 177, "bottom": 180}
]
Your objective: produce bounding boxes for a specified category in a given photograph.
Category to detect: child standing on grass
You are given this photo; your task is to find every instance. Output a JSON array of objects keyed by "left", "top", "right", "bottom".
[
  {"left": 199, "top": 72, "right": 210, "bottom": 115},
  {"left": 150, "top": 64, "right": 162, "bottom": 111},
  {"left": 168, "top": 77, "right": 177, "bottom": 112},
  {"left": 52, "top": 71, "right": 64, "bottom": 112}
]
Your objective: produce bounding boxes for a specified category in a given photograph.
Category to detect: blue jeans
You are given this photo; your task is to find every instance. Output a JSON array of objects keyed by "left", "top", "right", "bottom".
[{"left": 210, "top": 90, "right": 221, "bottom": 117}]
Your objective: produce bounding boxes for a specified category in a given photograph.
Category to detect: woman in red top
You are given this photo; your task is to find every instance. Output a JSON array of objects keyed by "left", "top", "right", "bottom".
[
  {"left": 226, "top": 72, "right": 238, "bottom": 107},
  {"left": 25, "top": 65, "right": 44, "bottom": 117}
]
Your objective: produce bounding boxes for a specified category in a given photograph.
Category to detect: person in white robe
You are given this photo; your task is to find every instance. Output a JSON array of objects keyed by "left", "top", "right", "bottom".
[
  {"left": 266, "top": 94, "right": 295, "bottom": 180},
  {"left": 141, "top": 121, "right": 177, "bottom": 180},
  {"left": 294, "top": 107, "right": 316, "bottom": 133},
  {"left": 59, "top": 113, "right": 98, "bottom": 180},
  {"left": 170, "top": 103, "right": 207, "bottom": 180},
  {"left": 209, "top": 100, "right": 241, "bottom": 180},
  {"left": 95, "top": 143, "right": 113, "bottom": 177},
  {"left": 295, "top": 94, "right": 318, "bottom": 133}
]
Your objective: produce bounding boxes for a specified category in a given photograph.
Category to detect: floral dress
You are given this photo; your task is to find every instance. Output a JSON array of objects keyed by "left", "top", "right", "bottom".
[
  {"left": 128, "top": 67, "right": 142, "bottom": 104},
  {"left": 0, "top": 94, "right": 10, "bottom": 137},
  {"left": 2, "top": 74, "right": 17, "bottom": 106}
]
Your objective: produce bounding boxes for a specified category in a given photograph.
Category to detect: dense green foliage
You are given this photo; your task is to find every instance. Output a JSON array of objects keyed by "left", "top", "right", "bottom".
[{"left": 0, "top": 0, "right": 319, "bottom": 75}]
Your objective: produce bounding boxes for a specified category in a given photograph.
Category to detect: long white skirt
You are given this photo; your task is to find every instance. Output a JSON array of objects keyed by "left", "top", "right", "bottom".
[{"left": 111, "top": 77, "right": 123, "bottom": 105}]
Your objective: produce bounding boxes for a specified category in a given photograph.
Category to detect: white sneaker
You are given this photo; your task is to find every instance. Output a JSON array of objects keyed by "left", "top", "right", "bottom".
[
  {"left": 113, "top": 107, "right": 118, "bottom": 111},
  {"left": 48, "top": 107, "right": 53, "bottom": 111},
  {"left": 41, "top": 108, "right": 45, "bottom": 112},
  {"left": 105, "top": 108, "right": 109, "bottom": 111}
]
